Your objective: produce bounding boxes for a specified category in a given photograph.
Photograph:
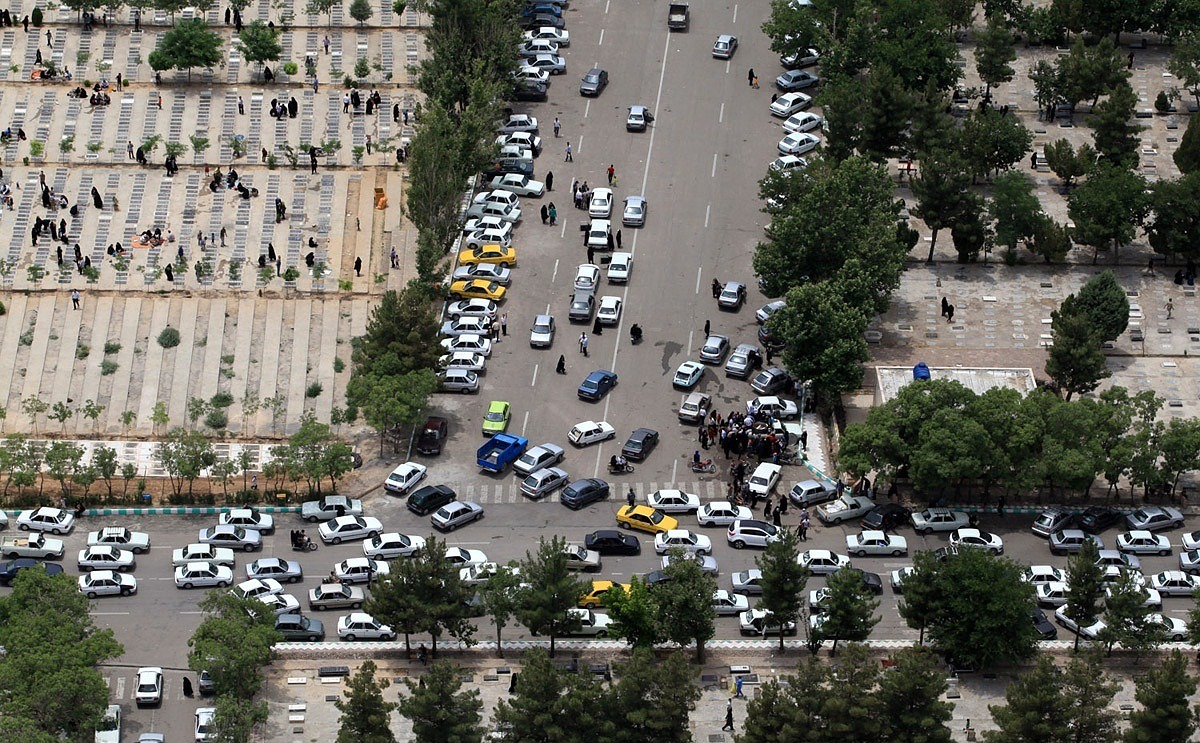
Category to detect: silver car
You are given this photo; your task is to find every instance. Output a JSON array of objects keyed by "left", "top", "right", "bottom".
[
  {"left": 751, "top": 367, "right": 791, "bottom": 395},
  {"left": 438, "top": 368, "right": 480, "bottom": 394},
  {"left": 245, "top": 557, "right": 303, "bottom": 584},
  {"left": 622, "top": 196, "right": 647, "bottom": 227},
  {"left": 453, "top": 264, "right": 513, "bottom": 287},
  {"left": 527, "top": 53, "right": 567, "bottom": 74},
  {"left": 724, "top": 343, "right": 761, "bottom": 379},
  {"left": 431, "top": 501, "right": 485, "bottom": 531},
  {"left": 530, "top": 314, "right": 556, "bottom": 348},
  {"left": 626, "top": 105, "right": 654, "bottom": 132},
  {"left": 699, "top": 334, "right": 730, "bottom": 364},
  {"left": 521, "top": 466, "right": 571, "bottom": 499},
  {"left": 514, "top": 443, "right": 566, "bottom": 476}
]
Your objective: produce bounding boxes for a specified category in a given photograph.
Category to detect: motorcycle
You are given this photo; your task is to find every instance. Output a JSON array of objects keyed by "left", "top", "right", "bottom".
[
  {"left": 291, "top": 538, "right": 318, "bottom": 552},
  {"left": 691, "top": 459, "right": 716, "bottom": 474},
  {"left": 608, "top": 461, "right": 635, "bottom": 474}
]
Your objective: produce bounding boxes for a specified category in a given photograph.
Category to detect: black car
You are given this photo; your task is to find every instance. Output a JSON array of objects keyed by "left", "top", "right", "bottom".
[
  {"left": 579, "top": 68, "right": 609, "bottom": 96},
  {"left": 839, "top": 567, "right": 884, "bottom": 595},
  {"left": 560, "top": 478, "right": 611, "bottom": 510},
  {"left": 1031, "top": 608, "right": 1057, "bottom": 640},
  {"left": 511, "top": 82, "right": 549, "bottom": 102},
  {"left": 0, "top": 558, "right": 64, "bottom": 586},
  {"left": 641, "top": 570, "right": 671, "bottom": 587},
  {"left": 415, "top": 416, "right": 449, "bottom": 456},
  {"left": 1077, "top": 506, "right": 1123, "bottom": 534},
  {"left": 621, "top": 428, "right": 659, "bottom": 461},
  {"left": 861, "top": 503, "right": 911, "bottom": 531},
  {"left": 407, "top": 484, "right": 457, "bottom": 515},
  {"left": 275, "top": 614, "right": 325, "bottom": 642},
  {"left": 757, "top": 323, "right": 785, "bottom": 351},
  {"left": 584, "top": 529, "right": 640, "bottom": 556},
  {"left": 519, "top": 13, "right": 565, "bottom": 29}
]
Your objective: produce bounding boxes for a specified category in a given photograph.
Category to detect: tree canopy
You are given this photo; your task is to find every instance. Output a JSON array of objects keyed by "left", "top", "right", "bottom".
[{"left": 148, "top": 19, "right": 224, "bottom": 78}]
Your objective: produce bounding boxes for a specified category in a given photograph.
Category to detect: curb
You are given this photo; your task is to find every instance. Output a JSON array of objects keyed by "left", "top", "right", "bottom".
[{"left": 1, "top": 505, "right": 302, "bottom": 517}]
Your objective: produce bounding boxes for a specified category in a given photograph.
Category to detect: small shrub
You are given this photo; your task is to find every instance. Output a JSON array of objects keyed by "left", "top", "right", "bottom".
[
  {"left": 76, "top": 344, "right": 90, "bottom": 359},
  {"left": 204, "top": 409, "right": 229, "bottom": 430},
  {"left": 103, "top": 342, "right": 121, "bottom": 355},
  {"left": 221, "top": 354, "right": 235, "bottom": 364},
  {"left": 333, "top": 357, "right": 345, "bottom": 373},
  {"left": 305, "top": 382, "right": 323, "bottom": 398},
  {"left": 210, "top": 392, "right": 234, "bottom": 408},
  {"left": 59, "top": 135, "right": 75, "bottom": 153},
  {"left": 18, "top": 330, "right": 33, "bottom": 346},
  {"left": 1156, "top": 90, "right": 1173, "bottom": 113},
  {"left": 0, "top": 300, "right": 6, "bottom": 315},
  {"left": 156, "top": 328, "right": 181, "bottom": 348},
  {"left": 283, "top": 61, "right": 299, "bottom": 76},
  {"left": 101, "top": 360, "right": 118, "bottom": 375},
  {"left": 29, "top": 141, "right": 44, "bottom": 158}
]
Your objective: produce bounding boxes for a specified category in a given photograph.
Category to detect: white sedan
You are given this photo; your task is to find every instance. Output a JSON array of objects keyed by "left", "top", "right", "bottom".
[
  {"left": 574, "top": 263, "right": 601, "bottom": 291},
  {"left": 384, "top": 462, "right": 427, "bottom": 495},
  {"left": 845, "top": 531, "right": 908, "bottom": 557},
  {"left": 338, "top": 613, "right": 395, "bottom": 641},
  {"left": 673, "top": 361, "right": 704, "bottom": 389},
  {"left": 514, "top": 443, "right": 567, "bottom": 477},
  {"left": 441, "top": 334, "right": 493, "bottom": 357},
  {"left": 948, "top": 528, "right": 1005, "bottom": 555},
  {"left": 647, "top": 489, "right": 701, "bottom": 514},
  {"left": 79, "top": 570, "right": 137, "bottom": 598},
  {"left": 218, "top": 508, "right": 275, "bottom": 534},
  {"left": 798, "top": 550, "right": 851, "bottom": 575},
  {"left": 697, "top": 502, "right": 753, "bottom": 528},
  {"left": 568, "top": 420, "right": 617, "bottom": 446},
  {"left": 778, "top": 132, "right": 820, "bottom": 156},
  {"left": 526, "top": 53, "right": 567, "bottom": 74},
  {"left": 452, "top": 263, "right": 512, "bottom": 287},
  {"left": 255, "top": 593, "right": 301, "bottom": 616},
  {"left": 770, "top": 91, "right": 812, "bottom": 118},
  {"left": 459, "top": 561, "right": 520, "bottom": 587},
  {"left": 588, "top": 188, "right": 614, "bottom": 218},
  {"left": 87, "top": 527, "right": 151, "bottom": 554},
  {"left": 524, "top": 26, "right": 570, "bottom": 46},
  {"left": 489, "top": 172, "right": 545, "bottom": 197},
  {"left": 334, "top": 557, "right": 390, "bottom": 584},
  {"left": 770, "top": 155, "right": 808, "bottom": 173},
  {"left": 596, "top": 296, "right": 623, "bottom": 326},
  {"left": 319, "top": 516, "right": 385, "bottom": 544},
  {"left": 172, "top": 543, "right": 236, "bottom": 567},
  {"left": 783, "top": 111, "right": 823, "bottom": 134},
  {"left": 17, "top": 506, "right": 75, "bottom": 534},
  {"left": 198, "top": 525, "right": 261, "bottom": 552},
  {"left": 174, "top": 561, "right": 234, "bottom": 589},
  {"left": 712, "top": 589, "right": 749, "bottom": 615},
  {"left": 444, "top": 547, "right": 488, "bottom": 567},
  {"left": 654, "top": 528, "right": 712, "bottom": 555},
  {"left": 1116, "top": 530, "right": 1172, "bottom": 556},
  {"left": 364, "top": 533, "right": 427, "bottom": 560},
  {"left": 747, "top": 462, "right": 783, "bottom": 496},
  {"left": 78, "top": 546, "right": 136, "bottom": 572}
]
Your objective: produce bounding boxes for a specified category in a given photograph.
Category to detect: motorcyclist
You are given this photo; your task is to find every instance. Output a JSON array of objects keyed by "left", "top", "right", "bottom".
[{"left": 693, "top": 450, "right": 701, "bottom": 466}]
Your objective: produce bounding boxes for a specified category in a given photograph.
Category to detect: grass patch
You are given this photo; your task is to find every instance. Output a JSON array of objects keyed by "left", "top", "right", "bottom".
[
  {"left": 100, "top": 360, "right": 118, "bottom": 375},
  {"left": 305, "top": 382, "right": 323, "bottom": 399},
  {"left": 156, "top": 328, "right": 181, "bottom": 348}
]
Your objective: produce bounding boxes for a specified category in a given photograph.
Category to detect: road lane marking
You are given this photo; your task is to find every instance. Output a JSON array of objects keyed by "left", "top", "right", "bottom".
[
  {"left": 705, "top": 203, "right": 711, "bottom": 228},
  {"left": 694, "top": 266, "right": 702, "bottom": 294},
  {"left": 688, "top": 330, "right": 694, "bottom": 353},
  {"left": 530, "top": 365, "right": 539, "bottom": 388},
  {"left": 520, "top": 410, "right": 529, "bottom": 437},
  {"left": 671, "top": 459, "right": 678, "bottom": 483},
  {"left": 598, "top": 29, "right": 605, "bottom": 46},
  {"left": 711, "top": 152, "right": 718, "bottom": 178},
  {"left": 733, "top": 4, "right": 738, "bottom": 22},
  {"left": 578, "top": 135, "right": 584, "bottom": 154},
  {"left": 604, "top": 0, "right": 610, "bottom": 12},
  {"left": 584, "top": 99, "right": 591, "bottom": 118},
  {"left": 551, "top": 258, "right": 559, "bottom": 282},
  {"left": 180, "top": 611, "right": 204, "bottom": 615},
  {"left": 724, "top": 59, "right": 731, "bottom": 74},
  {"left": 719, "top": 102, "right": 724, "bottom": 123},
  {"left": 94, "top": 612, "right": 131, "bottom": 616}
]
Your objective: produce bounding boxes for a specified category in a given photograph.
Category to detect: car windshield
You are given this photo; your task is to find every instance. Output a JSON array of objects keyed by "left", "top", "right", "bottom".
[
  {"left": 534, "top": 321, "right": 551, "bottom": 332},
  {"left": 486, "top": 410, "right": 506, "bottom": 421},
  {"left": 585, "top": 73, "right": 600, "bottom": 83}
]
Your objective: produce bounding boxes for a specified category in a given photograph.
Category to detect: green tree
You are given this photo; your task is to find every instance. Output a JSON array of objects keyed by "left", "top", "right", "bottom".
[
  {"left": 950, "top": 194, "right": 990, "bottom": 263},
  {"left": 989, "top": 170, "right": 1045, "bottom": 256},
  {"left": 44, "top": 440, "right": 83, "bottom": 499},
  {"left": 656, "top": 550, "right": 718, "bottom": 662},
  {"left": 984, "top": 655, "right": 1070, "bottom": 743},
  {"left": 1147, "top": 173, "right": 1200, "bottom": 260},
  {"left": 1061, "top": 651, "right": 1121, "bottom": 743},
  {"left": 480, "top": 564, "right": 523, "bottom": 657},
  {"left": 234, "top": 21, "right": 281, "bottom": 71},
  {"left": 770, "top": 283, "right": 871, "bottom": 401},
  {"left": 601, "top": 577, "right": 662, "bottom": 649},
  {"left": 0, "top": 567, "right": 123, "bottom": 741},
  {"left": 1067, "top": 270, "right": 1130, "bottom": 343},
  {"left": 1043, "top": 138, "right": 1096, "bottom": 190},
  {"left": 911, "top": 152, "right": 975, "bottom": 262},
  {"left": 1030, "top": 215, "right": 1074, "bottom": 263},
  {"left": 349, "top": 0, "right": 373, "bottom": 24},
  {"left": 306, "top": 0, "right": 340, "bottom": 23},
  {"left": 1089, "top": 81, "right": 1141, "bottom": 168},
  {"left": 737, "top": 657, "right": 828, "bottom": 741},
  {"left": 1125, "top": 650, "right": 1198, "bottom": 743},
  {"left": 958, "top": 107, "right": 1033, "bottom": 182},
  {"left": 974, "top": 18, "right": 1017, "bottom": 97},
  {"left": 187, "top": 591, "right": 278, "bottom": 700},
  {"left": 1097, "top": 566, "right": 1160, "bottom": 656},
  {"left": 897, "top": 550, "right": 941, "bottom": 644},
  {"left": 878, "top": 648, "right": 954, "bottom": 743},
  {"left": 147, "top": 19, "right": 223, "bottom": 80},
  {"left": 492, "top": 649, "right": 613, "bottom": 741},
  {"left": 1045, "top": 304, "right": 1109, "bottom": 401},
  {"left": 396, "top": 661, "right": 484, "bottom": 743},
  {"left": 1169, "top": 33, "right": 1200, "bottom": 109},
  {"left": 208, "top": 695, "right": 268, "bottom": 743},
  {"left": 812, "top": 566, "right": 880, "bottom": 654},
  {"left": 608, "top": 649, "right": 700, "bottom": 743},
  {"left": 347, "top": 369, "right": 439, "bottom": 456},
  {"left": 1058, "top": 37, "right": 1128, "bottom": 116},
  {"left": 92, "top": 444, "right": 119, "bottom": 499},
  {"left": 871, "top": 0, "right": 962, "bottom": 93},
  {"left": 516, "top": 536, "right": 590, "bottom": 656},
  {"left": 1160, "top": 418, "right": 1200, "bottom": 497},
  {"left": 1067, "top": 163, "right": 1148, "bottom": 264},
  {"left": 1063, "top": 538, "right": 1105, "bottom": 651},
  {"left": 336, "top": 661, "right": 397, "bottom": 743},
  {"left": 366, "top": 535, "right": 474, "bottom": 657},
  {"left": 755, "top": 529, "right": 808, "bottom": 651},
  {"left": 156, "top": 427, "right": 217, "bottom": 496}
]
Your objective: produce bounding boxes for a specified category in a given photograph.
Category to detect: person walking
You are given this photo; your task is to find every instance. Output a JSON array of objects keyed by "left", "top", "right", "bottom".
[
  {"left": 127, "top": 141, "right": 134, "bottom": 159},
  {"left": 324, "top": 34, "right": 331, "bottom": 54},
  {"left": 541, "top": 204, "right": 549, "bottom": 224},
  {"left": 564, "top": 142, "right": 573, "bottom": 161},
  {"left": 712, "top": 278, "right": 721, "bottom": 298},
  {"left": 587, "top": 246, "right": 595, "bottom": 264},
  {"left": 553, "top": 117, "right": 561, "bottom": 137},
  {"left": 365, "top": 134, "right": 372, "bottom": 154},
  {"left": 616, "top": 229, "right": 622, "bottom": 250},
  {"left": 500, "top": 313, "right": 508, "bottom": 336},
  {"left": 1166, "top": 298, "right": 1174, "bottom": 319},
  {"left": 946, "top": 304, "right": 955, "bottom": 323},
  {"left": 747, "top": 68, "right": 755, "bottom": 86},
  {"left": 354, "top": 256, "right": 362, "bottom": 276},
  {"left": 627, "top": 489, "right": 636, "bottom": 508},
  {"left": 799, "top": 512, "right": 810, "bottom": 541},
  {"left": 71, "top": 289, "right": 80, "bottom": 310},
  {"left": 545, "top": 171, "right": 553, "bottom": 191},
  {"left": 704, "top": 319, "right": 711, "bottom": 336},
  {"left": 556, "top": 355, "right": 567, "bottom": 374},
  {"left": 157, "top": 93, "right": 162, "bottom": 110},
  {"left": 183, "top": 677, "right": 194, "bottom": 697},
  {"left": 940, "top": 296, "right": 949, "bottom": 317},
  {"left": 548, "top": 203, "right": 557, "bottom": 224},
  {"left": 579, "top": 332, "right": 589, "bottom": 356},
  {"left": 734, "top": 676, "right": 745, "bottom": 699},
  {"left": 607, "top": 164, "right": 615, "bottom": 184},
  {"left": 722, "top": 699, "right": 735, "bottom": 732}
]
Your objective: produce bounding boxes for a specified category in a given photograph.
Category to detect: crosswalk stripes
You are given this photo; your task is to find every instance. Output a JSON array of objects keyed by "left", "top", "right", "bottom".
[{"left": 102, "top": 672, "right": 178, "bottom": 703}]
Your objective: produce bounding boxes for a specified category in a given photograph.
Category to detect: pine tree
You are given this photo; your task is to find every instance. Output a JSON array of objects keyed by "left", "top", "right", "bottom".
[
  {"left": 1068, "top": 270, "right": 1130, "bottom": 343},
  {"left": 396, "top": 661, "right": 484, "bottom": 743},
  {"left": 335, "top": 661, "right": 398, "bottom": 743},
  {"left": 813, "top": 567, "right": 880, "bottom": 655},
  {"left": 1097, "top": 564, "right": 1161, "bottom": 656},
  {"left": 1061, "top": 652, "right": 1120, "bottom": 743},
  {"left": 1063, "top": 535, "right": 1105, "bottom": 651},
  {"left": 755, "top": 529, "right": 808, "bottom": 652},
  {"left": 878, "top": 648, "right": 953, "bottom": 743},
  {"left": 608, "top": 650, "right": 700, "bottom": 743},
  {"left": 1045, "top": 306, "right": 1109, "bottom": 401},
  {"left": 985, "top": 656, "right": 1070, "bottom": 742},
  {"left": 1125, "top": 651, "right": 1198, "bottom": 743}
]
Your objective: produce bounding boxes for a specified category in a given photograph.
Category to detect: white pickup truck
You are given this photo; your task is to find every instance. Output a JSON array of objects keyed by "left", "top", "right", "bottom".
[
  {"left": 815, "top": 495, "right": 876, "bottom": 525},
  {"left": 0, "top": 532, "right": 66, "bottom": 559}
]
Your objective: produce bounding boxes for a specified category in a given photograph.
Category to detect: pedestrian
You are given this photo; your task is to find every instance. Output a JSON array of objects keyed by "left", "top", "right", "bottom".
[
  {"left": 940, "top": 296, "right": 949, "bottom": 317},
  {"left": 556, "top": 355, "right": 567, "bottom": 374},
  {"left": 45, "top": 28, "right": 51, "bottom": 45},
  {"left": 500, "top": 313, "right": 508, "bottom": 335},
  {"left": 92, "top": 186, "right": 103, "bottom": 209},
  {"left": 723, "top": 699, "right": 735, "bottom": 731},
  {"left": 541, "top": 204, "right": 549, "bottom": 224},
  {"left": 343, "top": 93, "right": 350, "bottom": 113},
  {"left": 157, "top": 93, "right": 162, "bottom": 110},
  {"left": 565, "top": 142, "right": 573, "bottom": 161},
  {"left": 753, "top": 75, "right": 759, "bottom": 88},
  {"left": 115, "top": 72, "right": 122, "bottom": 90},
  {"left": 704, "top": 319, "right": 711, "bottom": 336},
  {"left": 313, "top": 76, "right": 319, "bottom": 93},
  {"left": 1166, "top": 298, "right": 1174, "bottom": 319},
  {"left": 712, "top": 278, "right": 721, "bottom": 298},
  {"left": 220, "top": 227, "right": 227, "bottom": 247},
  {"left": 587, "top": 246, "right": 594, "bottom": 264},
  {"left": 554, "top": 117, "right": 561, "bottom": 137},
  {"left": 616, "top": 229, "right": 622, "bottom": 250},
  {"left": 799, "top": 513, "right": 810, "bottom": 541},
  {"left": 747, "top": 68, "right": 755, "bottom": 86},
  {"left": 545, "top": 171, "right": 553, "bottom": 191},
  {"left": 127, "top": 141, "right": 134, "bottom": 159},
  {"left": 71, "top": 289, "right": 80, "bottom": 310},
  {"left": 763, "top": 496, "right": 772, "bottom": 517},
  {"left": 592, "top": 316, "right": 603, "bottom": 335},
  {"left": 946, "top": 304, "right": 955, "bottom": 323},
  {"left": 365, "top": 134, "right": 372, "bottom": 154},
  {"left": 324, "top": 34, "right": 331, "bottom": 54},
  {"left": 183, "top": 676, "right": 194, "bottom": 697},
  {"left": 997, "top": 495, "right": 1006, "bottom": 517},
  {"left": 607, "top": 164, "right": 615, "bottom": 184},
  {"left": 765, "top": 346, "right": 773, "bottom": 365},
  {"left": 735, "top": 677, "right": 745, "bottom": 698},
  {"left": 238, "top": 95, "right": 244, "bottom": 115},
  {"left": 773, "top": 504, "right": 783, "bottom": 526},
  {"left": 354, "top": 256, "right": 362, "bottom": 276},
  {"left": 390, "top": 247, "right": 399, "bottom": 268},
  {"left": 251, "top": 474, "right": 258, "bottom": 490},
  {"left": 700, "top": 427, "right": 709, "bottom": 448},
  {"left": 403, "top": 108, "right": 409, "bottom": 125},
  {"left": 799, "top": 429, "right": 808, "bottom": 451},
  {"left": 1128, "top": 51, "right": 1135, "bottom": 69},
  {"left": 579, "top": 332, "right": 588, "bottom": 355},
  {"left": 548, "top": 203, "right": 557, "bottom": 224},
  {"left": 491, "top": 320, "right": 500, "bottom": 339},
  {"left": 627, "top": 489, "right": 636, "bottom": 508},
  {"left": 417, "top": 644, "right": 428, "bottom": 666}
]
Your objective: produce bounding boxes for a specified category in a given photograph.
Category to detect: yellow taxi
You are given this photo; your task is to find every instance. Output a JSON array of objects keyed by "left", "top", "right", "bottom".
[
  {"left": 449, "top": 279, "right": 507, "bottom": 301},
  {"left": 616, "top": 505, "right": 678, "bottom": 535},
  {"left": 457, "top": 244, "right": 517, "bottom": 267},
  {"left": 578, "top": 580, "right": 631, "bottom": 609}
]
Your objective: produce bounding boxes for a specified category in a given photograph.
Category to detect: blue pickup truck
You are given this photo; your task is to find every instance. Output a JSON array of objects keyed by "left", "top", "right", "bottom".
[{"left": 477, "top": 433, "right": 529, "bottom": 473}]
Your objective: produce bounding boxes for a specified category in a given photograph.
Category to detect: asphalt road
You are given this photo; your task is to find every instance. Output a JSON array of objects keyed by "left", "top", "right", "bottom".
[{"left": 7, "top": 1, "right": 1198, "bottom": 739}]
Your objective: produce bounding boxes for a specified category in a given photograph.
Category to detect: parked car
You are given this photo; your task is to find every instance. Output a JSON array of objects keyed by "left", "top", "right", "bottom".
[
  {"left": 383, "top": 462, "right": 428, "bottom": 495},
  {"left": 560, "top": 479, "right": 611, "bottom": 510},
  {"left": 431, "top": 501, "right": 485, "bottom": 531},
  {"left": 307, "top": 582, "right": 365, "bottom": 611},
  {"left": 584, "top": 529, "right": 641, "bottom": 555},
  {"left": 87, "top": 527, "right": 151, "bottom": 553},
  {"left": 788, "top": 479, "right": 838, "bottom": 508}
]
